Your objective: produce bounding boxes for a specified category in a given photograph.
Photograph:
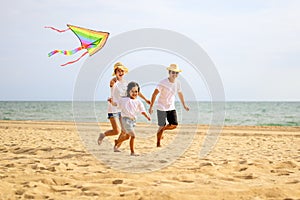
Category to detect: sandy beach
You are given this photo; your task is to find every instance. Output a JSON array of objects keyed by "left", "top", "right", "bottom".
[{"left": 0, "top": 120, "right": 299, "bottom": 200}]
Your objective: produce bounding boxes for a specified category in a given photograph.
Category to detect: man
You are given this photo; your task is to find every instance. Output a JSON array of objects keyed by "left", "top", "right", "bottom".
[{"left": 149, "top": 64, "right": 189, "bottom": 147}]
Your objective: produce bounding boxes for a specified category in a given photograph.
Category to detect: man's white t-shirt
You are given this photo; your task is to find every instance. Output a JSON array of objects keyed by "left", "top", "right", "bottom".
[
  {"left": 118, "top": 97, "right": 146, "bottom": 120},
  {"left": 107, "top": 79, "right": 128, "bottom": 113},
  {"left": 156, "top": 78, "right": 182, "bottom": 111}
]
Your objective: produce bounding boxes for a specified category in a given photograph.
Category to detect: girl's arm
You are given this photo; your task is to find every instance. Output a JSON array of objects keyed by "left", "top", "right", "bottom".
[{"left": 141, "top": 112, "right": 151, "bottom": 121}]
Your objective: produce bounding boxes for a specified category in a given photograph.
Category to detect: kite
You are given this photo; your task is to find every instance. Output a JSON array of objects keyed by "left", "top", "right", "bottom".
[{"left": 45, "top": 24, "right": 109, "bottom": 66}]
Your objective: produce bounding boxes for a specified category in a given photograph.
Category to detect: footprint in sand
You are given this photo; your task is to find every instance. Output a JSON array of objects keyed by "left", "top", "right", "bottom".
[
  {"left": 285, "top": 179, "right": 299, "bottom": 184},
  {"left": 234, "top": 173, "right": 256, "bottom": 180}
]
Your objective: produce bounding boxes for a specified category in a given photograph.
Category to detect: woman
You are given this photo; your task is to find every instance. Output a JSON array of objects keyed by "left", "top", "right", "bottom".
[{"left": 98, "top": 62, "right": 150, "bottom": 152}]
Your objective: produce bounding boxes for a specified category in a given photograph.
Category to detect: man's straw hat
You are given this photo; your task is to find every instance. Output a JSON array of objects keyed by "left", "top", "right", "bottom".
[{"left": 166, "top": 64, "right": 182, "bottom": 72}]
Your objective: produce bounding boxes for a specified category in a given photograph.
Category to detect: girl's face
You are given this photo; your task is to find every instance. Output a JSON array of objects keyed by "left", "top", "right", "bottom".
[
  {"left": 129, "top": 86, "right": 139, "bottom": 99},
  {"left": 115, "top": 68, "right": 125, "bottom": 80}
]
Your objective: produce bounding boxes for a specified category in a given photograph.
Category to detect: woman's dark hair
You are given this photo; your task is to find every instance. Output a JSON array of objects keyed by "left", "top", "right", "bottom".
[{"left": 126, "top": 82, "right": 140, "bottom": 97}]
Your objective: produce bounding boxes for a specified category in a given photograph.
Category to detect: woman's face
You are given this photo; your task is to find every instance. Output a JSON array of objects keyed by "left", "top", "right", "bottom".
[{"left": 115, "top": 68, "right": 125, "bottom": 80}]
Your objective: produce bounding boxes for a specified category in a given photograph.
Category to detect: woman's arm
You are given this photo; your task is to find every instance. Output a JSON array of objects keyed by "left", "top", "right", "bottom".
[
  {"left": 110, "top": 77, "right": 117, "bottom": 88},
  {"left": 138, "top": 92, "right": 151, "bottom": 105},
  {"left": 107, "top": 98, "right": 117, "bottom": 106}
]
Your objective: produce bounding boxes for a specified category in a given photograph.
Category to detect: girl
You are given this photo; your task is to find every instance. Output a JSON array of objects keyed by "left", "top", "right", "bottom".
[
  {"left": 97, "top": 62, "right": 150, "bottom": 151},
  {"left": 111, "top": 82, "right": 151, "bottom": 156}
]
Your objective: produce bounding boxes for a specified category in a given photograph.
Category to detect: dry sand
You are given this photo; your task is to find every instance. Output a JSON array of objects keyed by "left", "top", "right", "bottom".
[{"left": 0, "top": 120, "right": 299, "bottom": 200}]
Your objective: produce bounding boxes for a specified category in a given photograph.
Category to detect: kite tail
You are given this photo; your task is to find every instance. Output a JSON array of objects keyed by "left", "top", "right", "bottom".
[
  {"left": 61, "top": 51, "right": 88, "bottom": 67},
  {"left": 48, "top": 46, "right": 84, "bottom": 57},
  {"left": 44, "top": 26, "right": 70, "bottom": 33}
]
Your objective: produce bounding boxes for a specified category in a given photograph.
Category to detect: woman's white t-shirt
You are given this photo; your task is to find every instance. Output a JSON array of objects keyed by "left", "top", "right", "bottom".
[
  {"left": 156, "top": 78, "right": 181, "bottom": 111},
  {"left": 107, "top": 79, "right": 128, "bottom": 113}
]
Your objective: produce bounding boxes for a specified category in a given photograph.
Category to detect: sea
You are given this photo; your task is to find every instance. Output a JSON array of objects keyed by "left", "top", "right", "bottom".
[{"left": 0, "top": 101, "right": 299, "bottom": 126}]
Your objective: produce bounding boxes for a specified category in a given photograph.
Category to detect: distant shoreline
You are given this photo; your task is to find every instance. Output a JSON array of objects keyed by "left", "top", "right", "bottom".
[{"left": 1, "top": 120, "right": 300, "bottom": 130}]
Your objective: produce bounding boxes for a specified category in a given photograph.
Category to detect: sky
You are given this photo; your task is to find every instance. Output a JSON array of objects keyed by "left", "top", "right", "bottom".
[{"left": 0, "top": 0, "right": 299, "bottom": 101}]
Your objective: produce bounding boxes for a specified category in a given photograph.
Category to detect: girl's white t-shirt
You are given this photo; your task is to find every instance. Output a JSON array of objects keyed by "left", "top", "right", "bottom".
[
  {"left": 107, "top": 79, "right": 128, "bottom": 113},
  {"left": 156, "top": 78, "right": 181, "bottom": 111},
  {"left": 118, "top": 97, "right": 146, "bottom": 120}
]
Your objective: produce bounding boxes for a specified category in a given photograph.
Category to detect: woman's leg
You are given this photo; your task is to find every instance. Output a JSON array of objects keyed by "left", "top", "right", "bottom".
[
  {"left": 98, "top": 117, "right": 121, "bottom": 145},
  {"left": 105, "top": 117, "right": 121, "bottom": 136}
]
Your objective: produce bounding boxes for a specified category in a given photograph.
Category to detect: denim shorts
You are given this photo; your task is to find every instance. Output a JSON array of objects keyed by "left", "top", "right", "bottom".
[
  {"left": 121, "top": 117, "right": 136, "bottom": 136},
  {"left": 107, "top": 112, "right": 121, "bottom": 119}
]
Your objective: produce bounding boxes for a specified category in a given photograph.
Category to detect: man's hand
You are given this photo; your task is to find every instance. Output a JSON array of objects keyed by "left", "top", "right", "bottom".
[
  {"left": 149, "top": 106, "right": 154, "bottom": 114},
  {"left": 184, "top": 105, "right": 190, "bottom": 111}
]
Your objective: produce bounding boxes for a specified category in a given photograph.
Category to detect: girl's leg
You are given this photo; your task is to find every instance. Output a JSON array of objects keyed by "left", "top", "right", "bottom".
[
  {"left": 114, "top": 133, "right": 130, "bottom": 152},
  {"left": 115, "top": 116, "right": 126, "bottom": 148},
  {"left": 129, "top": 131, "right": 139, "bottom": 156},
  {"left": 129, "top": 135, "right": 135, "bottom": 154}
]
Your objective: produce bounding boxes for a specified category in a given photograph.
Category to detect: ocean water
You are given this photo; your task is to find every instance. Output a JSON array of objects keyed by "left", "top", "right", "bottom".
[{"left": 0, "top": 101, "right": 299, "bottom": 126}]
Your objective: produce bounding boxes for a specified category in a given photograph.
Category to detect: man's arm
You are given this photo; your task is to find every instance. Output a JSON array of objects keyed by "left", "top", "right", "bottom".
[
  {"left": 178, "top": 91, "right": 189, "bottom": 111},
  {"left": 149, "top": 89, "right": 159, "bottom": 114}
]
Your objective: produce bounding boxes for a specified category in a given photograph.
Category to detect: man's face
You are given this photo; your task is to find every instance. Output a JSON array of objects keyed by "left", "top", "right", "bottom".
[{"left": 169, "top": 70, "right": 179, "bottom": 79}]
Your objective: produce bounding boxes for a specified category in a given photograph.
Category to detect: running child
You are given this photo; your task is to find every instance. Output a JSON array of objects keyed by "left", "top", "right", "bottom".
[{"left": 110, "top": 82, "right": 151, "bottom": 156}]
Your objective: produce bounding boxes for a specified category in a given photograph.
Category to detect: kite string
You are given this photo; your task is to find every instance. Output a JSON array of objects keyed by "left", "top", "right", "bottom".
[
  {"left": 61, "top": 51, "right": 88, "bottom": 67},
  {"left": 44, "top": 26, "right": 70, "bottom": 33}
]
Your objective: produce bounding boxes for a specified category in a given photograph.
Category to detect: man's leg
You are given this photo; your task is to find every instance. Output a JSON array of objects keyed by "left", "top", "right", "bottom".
[
  {"left": 156, "top": 126, "right": 165, "bottom": 147},
  {"left": 156, "top": 110, "right": 178, "bottom": 147},
  {"left": 163, "top": 124, "right": 177, "bottom": 130},
  {"left": 156, "top": 110, "right": 167, "bottom": 147},
  {"left": 165, "top": 110, "right": 178, "bottom": 130}
]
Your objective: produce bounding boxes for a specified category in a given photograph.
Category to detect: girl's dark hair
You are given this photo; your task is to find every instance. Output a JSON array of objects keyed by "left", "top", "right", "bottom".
[{"left": 126, "top": 82, "right": 140, "bottom": 97}]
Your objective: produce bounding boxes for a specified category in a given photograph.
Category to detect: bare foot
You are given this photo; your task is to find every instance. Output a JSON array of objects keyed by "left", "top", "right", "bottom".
[
  {"left": 97, "top": 133, "right": 105, "bottom": 145},
  {"left": 130, "top": 152, "right": 140, "bottom": 156},
  {"left": 114, "top": 146, "right": 121, "bottom": 152}
]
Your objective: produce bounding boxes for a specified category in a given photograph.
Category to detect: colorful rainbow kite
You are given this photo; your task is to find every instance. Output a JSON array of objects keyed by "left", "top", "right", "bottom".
[{"left": 45, "top": 24, "right": 109, "bottom": 66}]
